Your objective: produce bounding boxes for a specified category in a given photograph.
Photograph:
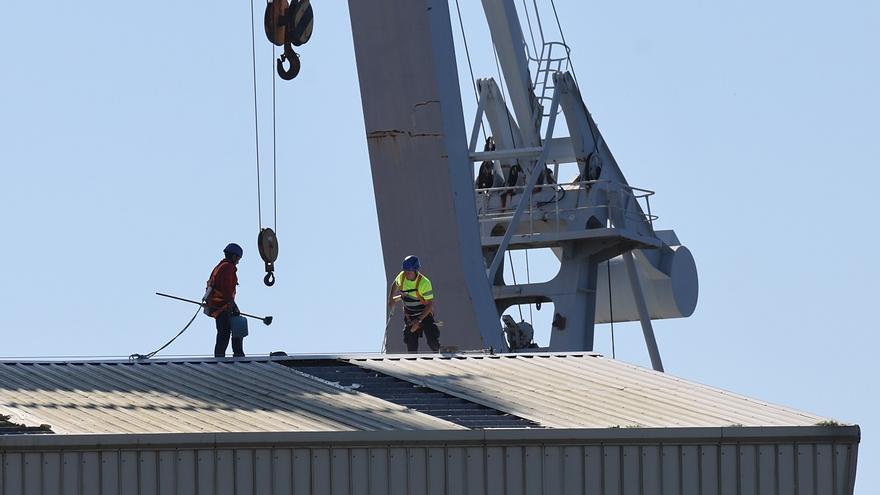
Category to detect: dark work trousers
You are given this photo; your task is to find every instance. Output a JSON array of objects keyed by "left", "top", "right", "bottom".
[
  {"left": 214, "top": 311, "right": 245, "bottom": 357},
  {"left": 403, "top": 313, "right": 440, "bottom": 353}
]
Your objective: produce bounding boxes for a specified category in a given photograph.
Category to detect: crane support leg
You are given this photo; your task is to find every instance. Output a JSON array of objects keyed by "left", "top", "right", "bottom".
[
  {"left": 623, "top": 251, "right": 665, "bottom": 372},
  {"left": 349, "top": 0, "right": 505, "bottom": 352}
]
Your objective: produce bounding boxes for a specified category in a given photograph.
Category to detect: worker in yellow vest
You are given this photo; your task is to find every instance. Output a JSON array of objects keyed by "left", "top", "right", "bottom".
[{"left": 387, "top": 255, "right": 440, "bottom": 353}]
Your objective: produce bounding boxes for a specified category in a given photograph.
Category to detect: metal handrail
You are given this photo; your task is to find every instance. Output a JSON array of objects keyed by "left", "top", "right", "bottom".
[
  {"left": 475, "top": 179, "right": 595, "bottom": 194},
  {"left": 478, "top": 204, "right": 659, "bottom": 225},
  {"left": 475, "top": 179, "right": 659, "bottom": 228},
  {"left": 476, "top": 179, "right": 655, "bottom": 198}
]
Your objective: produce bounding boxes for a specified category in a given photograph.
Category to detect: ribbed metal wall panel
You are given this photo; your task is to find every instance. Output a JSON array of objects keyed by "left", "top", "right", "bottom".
[{"left": 0, "top": 427, "right": 859, "bottom": 494}]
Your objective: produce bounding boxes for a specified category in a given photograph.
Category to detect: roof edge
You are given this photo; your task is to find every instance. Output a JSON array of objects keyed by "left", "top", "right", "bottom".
[{"left": 0, "top": 426, "right": 860, "bottom": 451}]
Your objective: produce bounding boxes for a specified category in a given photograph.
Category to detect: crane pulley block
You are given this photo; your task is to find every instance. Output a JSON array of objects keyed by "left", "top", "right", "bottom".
[
  {"left": 264, "top": 0, "right": 314, "bottom": 80},
  {"left": 258, "top": 228, "right": 279, "bottom": 286}
]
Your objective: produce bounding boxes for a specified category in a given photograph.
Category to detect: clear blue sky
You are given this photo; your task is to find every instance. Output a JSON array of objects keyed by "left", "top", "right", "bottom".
[{"left": 2, "top": 0, "right": 877, "bottom": 490}]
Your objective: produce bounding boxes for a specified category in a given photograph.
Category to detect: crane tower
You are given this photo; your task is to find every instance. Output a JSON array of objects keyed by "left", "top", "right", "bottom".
[{"left": 349, "top": 0, "right": 698, "bottom": 366}]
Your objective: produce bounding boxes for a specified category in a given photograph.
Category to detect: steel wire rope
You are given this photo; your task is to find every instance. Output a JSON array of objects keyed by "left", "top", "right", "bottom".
[
  {"left": 559, "top": 0, "right": 599, "bottom": 177},
  {"left": 519, "top": 2, "right": 567, "bottom": 213},
  {"left": 249, "top": 0, "right": 263, "bottom": 230},
  {"left": 530, "top": 0, "right": 547, "bottom": 45},
  {"left": 520, "top": 0, "right": 559, "bottom": 215},
  {"left": 506, "top": 251, "right": 524, "bottom": 321},
  {"left": 520, "top": 0, "right": 539, "bottom": 61},
  {"left": 525, "top": 249, "right": 533, "bottom": 325},
  {"left": 525, "top": 0, "right": 571, "bottom": 205},
  {"left": 453, "top": 0, "right": 487, "bottom": 139},
  {"left": 271, "top": 40, "right": 278, "bottom": 232},
  {"left": 492, "top": 37, "right": 548, "bottom": 325},
  {"left": 548, "top": 0, "right": 579, "bottom": 85},
  {"left": 492, "top": 45, "right": 529, "bottom": 323}
]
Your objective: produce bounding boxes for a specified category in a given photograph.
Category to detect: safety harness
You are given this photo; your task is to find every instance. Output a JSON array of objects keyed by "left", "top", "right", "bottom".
[
  {"left": 400, "top": 273, "right": 427, "bottom": 303},
  {"left": 397, "top": 273, "right": 433, "bottom": 322}
]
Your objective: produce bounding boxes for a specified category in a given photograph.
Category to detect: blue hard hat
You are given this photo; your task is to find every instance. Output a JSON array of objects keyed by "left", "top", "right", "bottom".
[
  {"left": 402, "top": 255, "right": 420, "bottom": 272},
  {"left": 224, "top": 243, "right": 243, "bottom": 258}
]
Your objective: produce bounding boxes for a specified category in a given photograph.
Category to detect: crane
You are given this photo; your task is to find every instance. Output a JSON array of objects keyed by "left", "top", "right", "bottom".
[
  {"left": 341, "top": 0, "right": 698, "bottom": 368},
  {"left": 258, "top": 0, "right": 697, "bottom": 367}
]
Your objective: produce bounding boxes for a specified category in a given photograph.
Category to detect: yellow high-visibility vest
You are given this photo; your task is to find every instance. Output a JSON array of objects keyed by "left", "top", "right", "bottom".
[{"left": 395, "top": 271, "right": 434, "bottom": 315}]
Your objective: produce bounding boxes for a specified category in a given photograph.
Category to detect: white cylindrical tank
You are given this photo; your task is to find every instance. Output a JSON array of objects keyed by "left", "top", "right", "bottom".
[{"left": 594, "top": 245, "right": 698, "bottom": 323}]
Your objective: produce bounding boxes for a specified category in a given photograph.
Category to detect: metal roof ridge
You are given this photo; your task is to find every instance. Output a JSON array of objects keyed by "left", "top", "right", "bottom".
[
  {"left": 347, "top": 351, "right": 604, "bottom": 361},
  {"left": 0, "top": 350, "right": 603, "bottom": 365}
]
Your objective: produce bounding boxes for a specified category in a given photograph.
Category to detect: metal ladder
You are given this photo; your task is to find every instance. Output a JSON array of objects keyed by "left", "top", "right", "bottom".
[{"left": 530, "top": 42, "right": 572, "bottom": 119}]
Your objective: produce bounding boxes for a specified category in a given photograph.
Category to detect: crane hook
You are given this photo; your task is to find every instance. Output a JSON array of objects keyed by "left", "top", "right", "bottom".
[
  {"left": 276, "top": 43, "right": 301, "bottom": 80},
  {"left": 264, "top": 0, "right": 312, "bottom": 81}
]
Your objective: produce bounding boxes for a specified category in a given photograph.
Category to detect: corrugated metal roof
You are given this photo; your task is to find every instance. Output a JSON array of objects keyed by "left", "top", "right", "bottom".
[
  {"left": 348, "top": 353, "right": 829, "bottom": 428},
  {"left": 0, "top": 360, "right": 463, "bottom": 434},
  {"left": 284, "top": 359, "right": 541, "bottom": 429},
  {"left": 0, "top": 353, "right": 833, "bottom": 435}
]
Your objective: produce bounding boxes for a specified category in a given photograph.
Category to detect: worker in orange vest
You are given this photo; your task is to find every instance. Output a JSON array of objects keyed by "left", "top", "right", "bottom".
[{"left": 205, "top": 243, "right": 245, "bottom": 357}]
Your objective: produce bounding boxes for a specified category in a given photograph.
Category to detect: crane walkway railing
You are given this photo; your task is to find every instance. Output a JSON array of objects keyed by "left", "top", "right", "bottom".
[{"left": 475, "top": 180, "right": 657, "bottom": 237}]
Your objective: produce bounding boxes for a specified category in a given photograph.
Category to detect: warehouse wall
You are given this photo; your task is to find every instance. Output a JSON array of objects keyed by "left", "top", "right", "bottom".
[{"left": 0, "top": 427, "right": 859, "bottom": 495}]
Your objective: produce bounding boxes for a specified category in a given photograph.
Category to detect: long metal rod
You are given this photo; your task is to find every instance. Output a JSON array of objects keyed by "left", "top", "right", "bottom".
[
  {"left": 621, "top": 252, "right": 664, "bottom": 372},
  {"left": 487, "top": 86, "right": 560, "bottom": 282},
  {"left": 155, "top": 292, "right": 271, "bottom": 323}
]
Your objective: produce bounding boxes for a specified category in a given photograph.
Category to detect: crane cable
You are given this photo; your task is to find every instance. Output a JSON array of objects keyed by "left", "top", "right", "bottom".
[
  {"left": 548, "top": 0, "right": 579, "bottom": 86},
  {"left": 492, "top": 32, "right": 534, "bottom": 324},
  {"left": 249, "top": 0, "right": 280, "bottom": 287},
  {"left": 506, "top": 251, "right": 524, "bottom": 321},
  {"left": 249, "top": 0, "right": 279, "bottom": 230},
  {"left": 455, "top": 0, "right": 534, "bottom": 329},
  {"left": 520, "top": 0, "right": 539, "bottom": 59},
  {"left": 525, "top": 249, "right": 533, "bottom": 325},
  {"left": 453, "top": 0, "right": 487, "bottom": 138},
  {"left": 249, "top": 0, "right": 264, "bottom": 229},
  {"left": 272, "top": 40, "right": 278, "bottom": 234}
]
